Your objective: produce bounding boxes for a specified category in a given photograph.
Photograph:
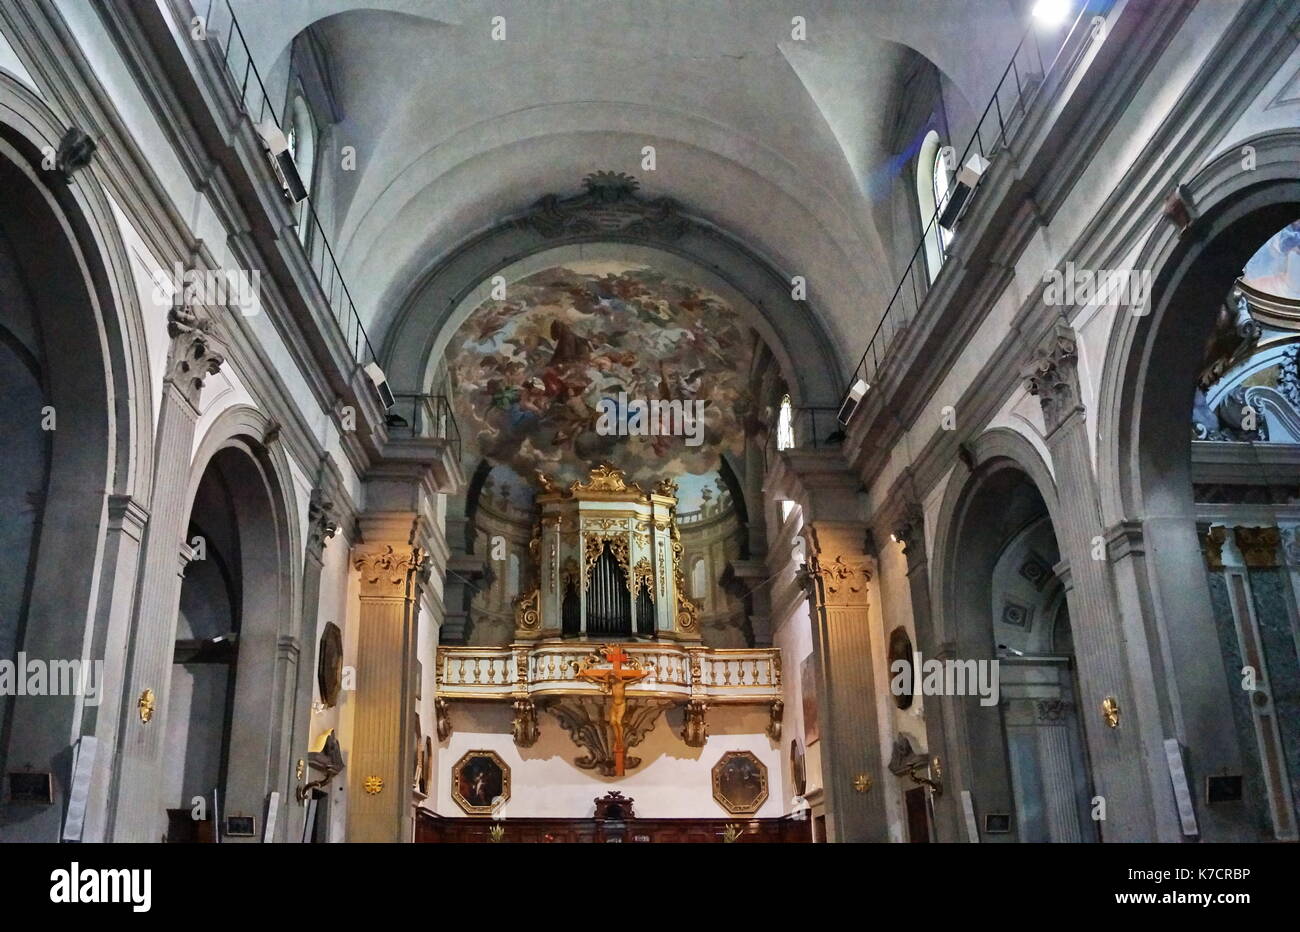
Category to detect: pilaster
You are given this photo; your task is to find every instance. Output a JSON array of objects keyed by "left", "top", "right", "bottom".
[
  {"left": 109, "top": 306, "right": 224, "bottom": 841},
  {"left": 1022, "top": 318, "right": 1160, "bottom": 841}
]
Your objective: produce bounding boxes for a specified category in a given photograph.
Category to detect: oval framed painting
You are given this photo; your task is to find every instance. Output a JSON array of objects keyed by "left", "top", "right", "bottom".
[{"left": 317, "top": 622, "right": 343, "bottom": 708}]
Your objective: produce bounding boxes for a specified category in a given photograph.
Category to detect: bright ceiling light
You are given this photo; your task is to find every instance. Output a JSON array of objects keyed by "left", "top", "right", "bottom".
[{"left": 1031, "top": 0, "right": 1071, "bottom": 27}]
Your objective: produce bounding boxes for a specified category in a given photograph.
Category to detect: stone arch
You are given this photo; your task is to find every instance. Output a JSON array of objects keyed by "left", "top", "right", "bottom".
[
  {"left": 0, "top": 76, "right": 153, "bottom": 841},
  {"left": 1095, "top": 129, "right": 1300, "bottom": 841},
  {"left": 1098, "top": 130, "right": 1300, "bottom": 522},
  {"left": 380, "top": 206, "right": 843, "bottom": 408},
  {"left": 170, "top": 405, "right": 303, "bottom": 840},
  {"left": 925, "top": 428, "right": 1085, "bottom": 842}
]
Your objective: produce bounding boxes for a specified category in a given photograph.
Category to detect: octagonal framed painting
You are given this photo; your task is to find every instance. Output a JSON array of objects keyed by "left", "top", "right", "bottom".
[
  {"left": 711, "top": 750, "right": 768, "bottom": 815},
  {"left": 451, "top": 749, "right": 510, "bottom": 816}
]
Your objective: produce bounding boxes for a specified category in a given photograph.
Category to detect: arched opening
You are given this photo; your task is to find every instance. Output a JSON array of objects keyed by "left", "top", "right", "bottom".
[
  {"left": 287, "top": 93, "right": 317, "bottom": 244},
  {"left": 0, "top": 134, "right": 129, "bottom": 842},
  {"left": 1112, "top": 164, "right": 1300, "bottom": 841},
  {"left": 163, "top": 438, "right": 295, "bottom": 842},
  {"left": 943, "top": 458, "right": 1095, "bottom": 842}
]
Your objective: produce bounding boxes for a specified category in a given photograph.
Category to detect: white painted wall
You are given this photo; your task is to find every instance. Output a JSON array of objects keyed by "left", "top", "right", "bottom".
[{"left": 436, "top": 702, "right": 783, "bottom": 820}]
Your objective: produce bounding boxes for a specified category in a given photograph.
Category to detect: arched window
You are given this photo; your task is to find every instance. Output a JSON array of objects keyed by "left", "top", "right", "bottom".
[
  {"left": 776, "top": 394, "right": 795, "bottom": 451},
  {"left": 507, "top": 552, "right": 521, "bottom": 599},
  {"left": 692, "top": 557, "right": 708, "bottom": 601},
  {"left": 917, "top": 130, "right": 954, "bottom": 282},
  {"left": 932, "top": 146, "right": 955, "bottom": 253},
  {"left": 287, "top": 94, "right": 317, "bottom": 244}
]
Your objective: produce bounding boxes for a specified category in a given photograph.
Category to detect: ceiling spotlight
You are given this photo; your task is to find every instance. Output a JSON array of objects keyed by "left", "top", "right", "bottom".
[{"left": 1031, "top": 0, "right": 1071, "bottom": 27}]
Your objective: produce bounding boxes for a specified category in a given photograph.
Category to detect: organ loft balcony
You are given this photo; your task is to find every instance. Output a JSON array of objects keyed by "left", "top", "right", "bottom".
[{"left": 434, "top": 465, "right": 783, "bottom": 776}]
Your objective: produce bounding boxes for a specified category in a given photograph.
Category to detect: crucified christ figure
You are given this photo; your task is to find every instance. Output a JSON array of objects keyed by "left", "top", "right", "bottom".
[{"left": 576, "top": 645, "right": 650, "bottom": 776}]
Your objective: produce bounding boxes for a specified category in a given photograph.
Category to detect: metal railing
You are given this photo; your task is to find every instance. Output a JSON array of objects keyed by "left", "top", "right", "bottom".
[
  {"left": 388, "top": 393, "right": 463, "bottom": 460},
  {"left": 840, "top": 3, "right": 1095, "bottom": 420},
  {"left": 201, "top": 0, "right": 377, "bottom": 367},
  {"left": 764, "top": 405, "right": 842, "bottom": 471}
]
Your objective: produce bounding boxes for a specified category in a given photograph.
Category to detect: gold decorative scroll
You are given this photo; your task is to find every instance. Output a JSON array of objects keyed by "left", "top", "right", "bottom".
[
  {"left": 670, "top": 522, "right": 699, "bottom": 630},
  {"left": 571, "top": 463, "right": 643, "bottom": 495},
  {"left": 583, "top": 534, "right": 631, "bottom": 586},
  {"left": 584, "top": 535, "right": 606, "bottom": 581},
  {"left": 633, "top": 558, "right": 655, "bottom": 601},
  {"left": 653, "top": 477, "right": 679, "bottom": 499},
  {"left": 515, "top": 587, "right": 540, "bottom": 630}
]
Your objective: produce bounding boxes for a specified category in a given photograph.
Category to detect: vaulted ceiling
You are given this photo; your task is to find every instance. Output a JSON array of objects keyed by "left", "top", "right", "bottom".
[{"left": 230, "top": 0, "right": 1030, "bottom": 363}]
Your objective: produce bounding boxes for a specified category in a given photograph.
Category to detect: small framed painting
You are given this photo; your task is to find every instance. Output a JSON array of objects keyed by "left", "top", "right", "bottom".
[
  {"left": 712, "top": 751, "right": 769, "bottom": 815},
  {"left": 452, "top": 750, "right": 510, "bottom": 816}
]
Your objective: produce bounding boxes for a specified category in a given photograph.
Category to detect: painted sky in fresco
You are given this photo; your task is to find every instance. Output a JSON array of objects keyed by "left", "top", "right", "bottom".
[
  {"left": 1243, "top": 220, "right": 1300, "bottom": 301},
  {"left": 447, "top": 262, "right": 755, "bottom": 484}
]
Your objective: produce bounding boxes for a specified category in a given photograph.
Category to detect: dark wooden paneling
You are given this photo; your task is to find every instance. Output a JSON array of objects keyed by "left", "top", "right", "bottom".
[{"left": 416, "top": 810, "right": 810, "bottom": 843}]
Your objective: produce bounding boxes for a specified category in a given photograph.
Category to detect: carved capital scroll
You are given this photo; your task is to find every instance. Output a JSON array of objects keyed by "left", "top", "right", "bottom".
[
  {"left": 353, "top": 545, "right": 425, "bottom": 598},
  {"left": 1021, "top": 318, "right": 1081, "bottom": 433},
  {"left": 165, "top": 306, "right": 224, "bottom": 404}
]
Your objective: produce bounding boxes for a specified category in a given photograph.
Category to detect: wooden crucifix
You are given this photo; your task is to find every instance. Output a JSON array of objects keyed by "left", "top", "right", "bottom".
[{"left": 576, "top": 645, "right": 651, "bottom": 776}]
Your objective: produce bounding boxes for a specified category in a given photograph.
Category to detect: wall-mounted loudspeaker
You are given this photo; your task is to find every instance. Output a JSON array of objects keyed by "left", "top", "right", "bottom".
[
  {"left": 363, "top": 362, "right": 396, "bottom": 410},
  {"left": 255, "top": 119, "right": 308, "bottom": 203},
  {"left": 938, "top": 152, "right": 991, "bottom": 232},
  {"left": 837, "top": 379, "right": 870, "bottom": 426}
]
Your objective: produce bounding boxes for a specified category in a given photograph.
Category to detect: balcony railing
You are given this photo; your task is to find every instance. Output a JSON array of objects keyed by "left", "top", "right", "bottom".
[
  {"left": 201, "top": 0, "right": 377, "bottom": 368},
  {"left": 840, "top": 2, "right": 1096, "bottom": 421},
  {"left": 764, "top": 405, "right": 842, "bottom": 471},
  {"left": 388, "top": 393, "right": 462, "bottom": 460}
]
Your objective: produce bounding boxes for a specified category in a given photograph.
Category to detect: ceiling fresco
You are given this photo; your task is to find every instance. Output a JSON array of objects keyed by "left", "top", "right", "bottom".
[
  {"left": 1242, "top": 220, "right": 1300, "bottom": 301},
  {"left": 447, "top": 262, "right": 755, "bottom": 485}
]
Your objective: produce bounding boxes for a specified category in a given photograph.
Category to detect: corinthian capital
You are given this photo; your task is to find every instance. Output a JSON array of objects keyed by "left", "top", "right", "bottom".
[
  {"left": 354, "top": 544, "right": 426, "bottom": 597},
  {"left": 166, "top": 306, "right": 224, "bottom": 403},
  {"left": 1021, "top": 319, "right": 1080, "bottom": 433},
  {"left": 803, "top": 552, "right": 873, "bottom": 608},
  {"left": 890, "top": 503, "right": 926, "bottom": 566}
]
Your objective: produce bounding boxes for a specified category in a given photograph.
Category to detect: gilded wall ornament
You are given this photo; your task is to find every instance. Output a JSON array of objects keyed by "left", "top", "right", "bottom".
[
  {"left": 681, "top": 699, "right": 708, "bottom": 747},
  {"left": 512, "top": 698, "right": 540, "bottom": 747},
  {"left": 1234, "top": 526, "right": 1281, "bottom": 568},
  {"left": 1203, "top": 525, "right": 1229, "bottom": 570},
  {"left": 766, "top": 699, "right": 784, "bottom": 742},
  {"left": 514, "top": 588, "right": 541, "bottom": 629},
  {"left": 137, "top": 688, "right": 155, "bottom": 724},
  {"left": 363, "top": 775, "right": 384, "bottom": 795},
  {"left": 1101, "top": 696, "right": 1121, "bottom": 729},
  {"left": 435, "top": 696, "right": 453, "bottom": 742},
  {"left": 633, "top": 557, "right": 655, "bottom": 601},
  {"left": 571, "top": 463, "right": 642, "bottom": 494},
  {"left": 546, "top": 695, "right": 668, "bottom": 776}
]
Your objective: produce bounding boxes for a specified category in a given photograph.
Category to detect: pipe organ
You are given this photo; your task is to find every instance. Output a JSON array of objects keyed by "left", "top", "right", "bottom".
[{"left": 514, "top": 464, "right": 700, "bottom": 642}]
